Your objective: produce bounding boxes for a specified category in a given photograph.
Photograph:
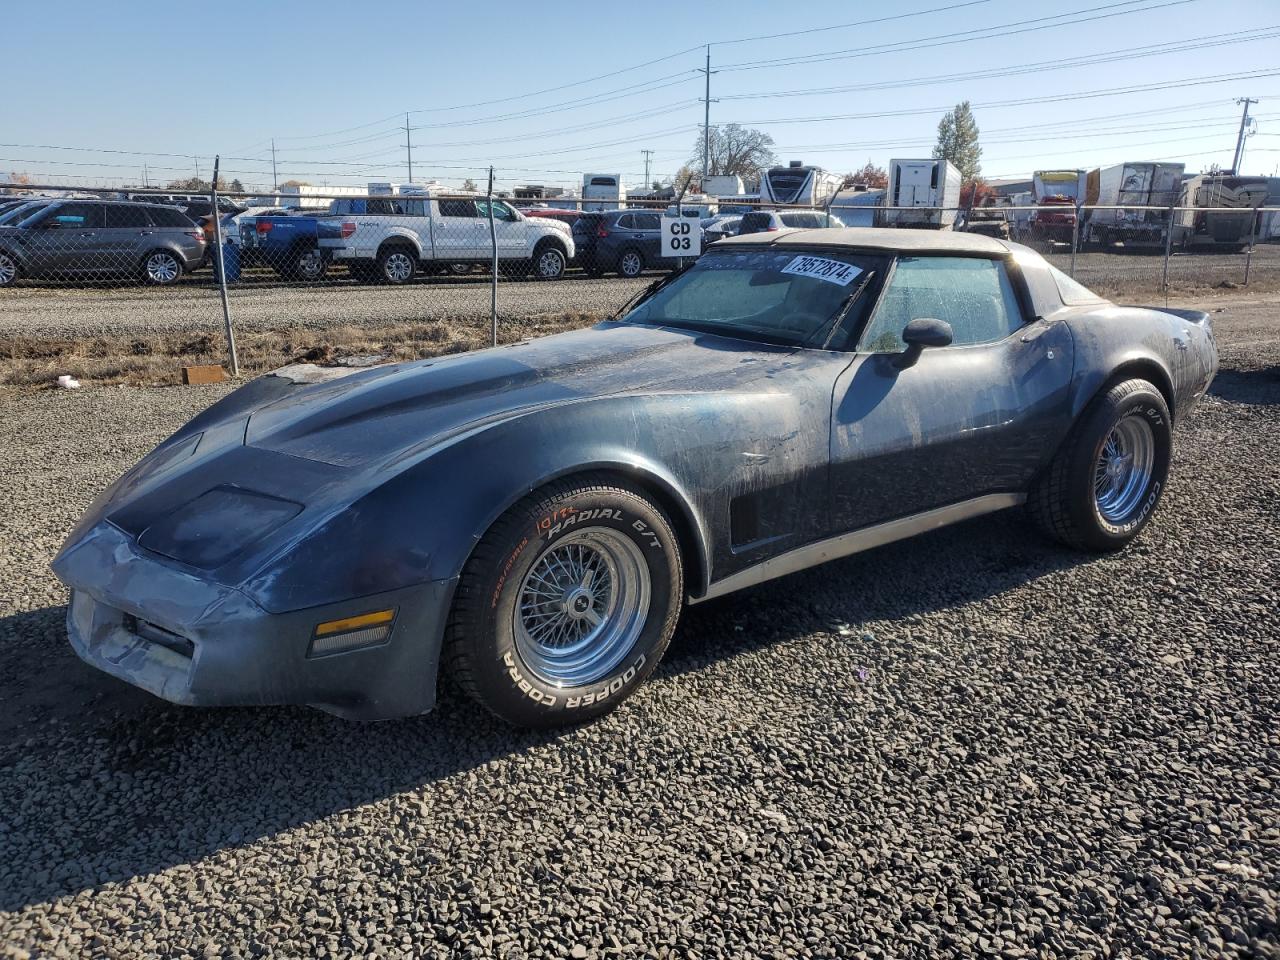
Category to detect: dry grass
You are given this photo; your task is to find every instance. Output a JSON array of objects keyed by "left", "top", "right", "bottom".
[{"left": 0, "top": 311, "right": 604, "bottom": 389}]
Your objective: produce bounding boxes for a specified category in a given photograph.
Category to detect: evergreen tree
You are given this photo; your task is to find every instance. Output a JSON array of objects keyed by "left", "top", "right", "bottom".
[{"left": 932, "top": 101, "right": 982, "bottom": 181}]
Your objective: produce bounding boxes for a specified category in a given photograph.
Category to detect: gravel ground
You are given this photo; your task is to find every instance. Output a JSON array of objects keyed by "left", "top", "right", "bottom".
[
  {"left": 0, "top": 297, "right": 1277, "bottom": 958},
  {"left": 0, "top": 244, "right": 1276, "bottom": 340}
]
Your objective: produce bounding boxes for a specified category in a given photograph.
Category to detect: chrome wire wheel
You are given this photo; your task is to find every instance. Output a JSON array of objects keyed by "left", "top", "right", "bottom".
[
  {"left": 144, "top": 251, "right": 180, "bottom": 284},
  {"left": 381, "top": 251, "right": 415, "bottom": 283},
  {"left": 0, "top": 252, "right": 16, "bottom": 286},
  {"left": 536, "top": 248, "right": 565, "bottom": 279},
  {"left": 1094, "top": 414, "right": 1156, "bottom": 523},
  {"left": 514, "top": 526, "right": 650, "bottom": 687}
]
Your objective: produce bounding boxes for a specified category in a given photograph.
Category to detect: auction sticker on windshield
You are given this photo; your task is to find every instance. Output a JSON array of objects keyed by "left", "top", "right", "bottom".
[{"left": 781, "top": 255, "right": 863, "bottom": 286}]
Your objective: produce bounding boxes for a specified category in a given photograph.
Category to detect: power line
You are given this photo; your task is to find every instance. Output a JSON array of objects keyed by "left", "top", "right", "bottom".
[
  {"left": 718, "top": 0, "right": 1196, "bottom": 72},
  {"left": 712, "top": 0, "right": 995, "bottom": 45},
  {"left": 719, "top": 28, "right": 1279, "bottom": 101},
  {"left": 725, "top": 69, "right": 1280, "bottom": 126}
]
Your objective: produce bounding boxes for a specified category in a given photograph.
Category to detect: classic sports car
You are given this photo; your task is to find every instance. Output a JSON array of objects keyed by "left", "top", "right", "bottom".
[{"left": 53, "top": 229, "right": 1218, "bottom": 727}]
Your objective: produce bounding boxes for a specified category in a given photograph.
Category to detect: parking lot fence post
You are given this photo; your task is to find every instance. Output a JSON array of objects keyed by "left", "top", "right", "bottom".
[
  {"left": 209, "top": 157, "right": 239, "bottom": 377},
  {"left": 1161, "top": 206, "right": 1175, "bottom": 304},
  {"left": 487, "top": 166, "right": 498, "bottom": 347},
  {"left": 1070, "top": 205, "right": 1081, "bottom": 277},
  {"left": 1244, "top": 211, "right": 1257, "bottom": 286}
]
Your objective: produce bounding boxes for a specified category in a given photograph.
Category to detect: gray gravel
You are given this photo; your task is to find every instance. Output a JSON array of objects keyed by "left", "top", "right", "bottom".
[
  {"left": 0, "top": 245, "right": 1276, "bottom": 340},
  {"left": 0, "top": 298, "right": 1277, "bottom": 958}
]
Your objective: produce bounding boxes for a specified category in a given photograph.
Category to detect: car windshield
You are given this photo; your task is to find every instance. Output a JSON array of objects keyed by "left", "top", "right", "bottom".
[
  {"left": 619, "top": 248, "right": 882, "bottom": 347},
  {"left": 0, "top": 202, "right": 44, "bottom": 225}
]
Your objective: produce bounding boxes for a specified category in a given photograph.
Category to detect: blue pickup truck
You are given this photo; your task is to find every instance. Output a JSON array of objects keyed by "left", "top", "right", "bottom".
[{"left": 238, "top": 209, "right": 354, "bottom": 281}]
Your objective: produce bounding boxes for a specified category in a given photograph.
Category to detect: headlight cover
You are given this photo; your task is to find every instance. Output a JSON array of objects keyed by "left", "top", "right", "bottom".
[{"left": 137, "top": 485, "right": 303, "bottom": 569}]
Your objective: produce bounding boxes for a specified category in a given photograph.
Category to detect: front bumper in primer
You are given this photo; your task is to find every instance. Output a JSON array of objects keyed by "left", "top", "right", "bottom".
[{"left": 54, "top": 522, "right": 456, "bottom": 720}]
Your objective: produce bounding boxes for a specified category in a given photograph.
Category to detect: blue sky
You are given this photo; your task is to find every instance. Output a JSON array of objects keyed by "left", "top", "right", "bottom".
[{"left": 3, "top": 0, "right": 1278, "bottom": 192}]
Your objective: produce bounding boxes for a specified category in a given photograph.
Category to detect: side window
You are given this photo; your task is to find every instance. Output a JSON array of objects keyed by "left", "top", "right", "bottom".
[
  {"left": 105, "top": 205, "right": 151, "bottom": 228},
  {"left": 50, "top": 202, "right": 105, "bottom": 228},
  {"left": 859, "top": 257, "right": 1024, "bottom": 352},
  {"left": 615, "top": 213, "right": 634, "bottom": 229},
  {"left": 437, "top": 199, "right": 478, "bottom": 218},
  {"left": 475, "top": 199, "right": 517, "bottom": 221},
  {"left": 367, "top": 198, "right": 409, "bottom": 215},
  {"left": 633, "top": 212, "right": 661, "bottom": 230}
]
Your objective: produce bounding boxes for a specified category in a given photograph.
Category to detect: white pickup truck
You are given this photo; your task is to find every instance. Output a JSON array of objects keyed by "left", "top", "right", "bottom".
[{"left": 318, "top": 192, "right": 574, "bottom": 283}]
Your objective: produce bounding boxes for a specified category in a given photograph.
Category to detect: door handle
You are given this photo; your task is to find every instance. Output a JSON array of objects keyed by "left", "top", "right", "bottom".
[{"left": 139, "top": 230, "right": 154, "bottom": 236}]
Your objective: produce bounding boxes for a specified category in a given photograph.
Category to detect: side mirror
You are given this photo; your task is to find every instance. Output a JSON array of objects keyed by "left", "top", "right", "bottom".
[{"left": 896, "top": 317, "right": 953, "bottom": 368}]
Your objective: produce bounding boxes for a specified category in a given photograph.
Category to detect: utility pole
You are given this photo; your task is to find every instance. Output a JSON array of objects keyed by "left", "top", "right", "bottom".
[
  {"left": 1231, "top": 97, "right": 1258, "bottom": 174},
  {"left": 405, "top": 114, "right": 414, "bottom": 183},
  {"left": 271, "top": 138, "right": 278, "bottom": 191},
  {"left": 642, "top": 150, "right": 654, "bottom": 190},
  {"left": 699, "top": 45, "right": 718, "bottom": 187},
  {"left": 142, "top": 162, "right": 149, "bottom": 188},
  {"left": 194, "top": 156, "right": 201, "bottom": 184}
]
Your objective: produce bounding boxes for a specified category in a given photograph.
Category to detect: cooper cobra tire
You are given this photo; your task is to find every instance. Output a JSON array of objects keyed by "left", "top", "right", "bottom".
[
  {"left": 444, "top": 475, "right": 682, "bottom": 728},
  {"left": 1029, "top": 378, "right": 1172, "bottom": 552}
]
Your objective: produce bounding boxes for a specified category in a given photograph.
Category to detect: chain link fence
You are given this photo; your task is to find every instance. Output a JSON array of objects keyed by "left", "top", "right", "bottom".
[{"left": 0, "top": 179, "right": 1276, "bottom": 387}]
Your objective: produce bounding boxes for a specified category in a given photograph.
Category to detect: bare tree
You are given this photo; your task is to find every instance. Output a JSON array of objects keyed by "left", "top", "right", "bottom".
[
  {"left": 462, "top": 178, "right": 477, "bottom": 192},
  {"left": 1, "top": 172, "right": 32, "bottom": 194},
  {"left": 690, "top": 124, "right": 777, "bottom": 182}
]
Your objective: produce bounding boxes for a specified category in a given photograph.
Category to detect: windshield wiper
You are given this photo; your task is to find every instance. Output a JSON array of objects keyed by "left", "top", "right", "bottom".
[
  {"left": 802, "top": 271, "right": 876, "bottom": 351},
  {"left": 608, "top": 261, "right": 695, "bottom": 322}
]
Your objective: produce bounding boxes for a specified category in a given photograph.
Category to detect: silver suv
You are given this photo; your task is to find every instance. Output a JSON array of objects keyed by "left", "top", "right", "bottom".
[{"left": 0, "top": 200, "right": 207, "bottom": 287}]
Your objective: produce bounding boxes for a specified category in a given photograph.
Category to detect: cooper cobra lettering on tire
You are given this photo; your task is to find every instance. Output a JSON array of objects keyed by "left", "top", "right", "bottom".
[
  {"left": 444, "top": 474, "right": 682, "bottom": 728},
  {"left": 1030, "top": 379, "right": 1172, "bottom": 552}
]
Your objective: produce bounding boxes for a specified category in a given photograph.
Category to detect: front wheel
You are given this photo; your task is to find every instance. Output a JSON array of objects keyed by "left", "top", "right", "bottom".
[
  {"left": 532, "top": 245, "right": 566, "bottom": 280},
  {"left": 142, "top": 249, "right": 183, "bottom": 286},
  {"left": 617, "top": 248, "right": 644, "bottom": 278},
  {"left": 1029, "top": 379, "right": 1172, "bottom": 551},
  {"left": 444, "top": 475, "right": 683, "bottom": 728}
]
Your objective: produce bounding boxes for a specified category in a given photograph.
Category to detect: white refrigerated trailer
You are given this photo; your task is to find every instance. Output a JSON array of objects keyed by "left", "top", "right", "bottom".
[{"left": 884, "top": 159, "right": 962, "bottom": 229}]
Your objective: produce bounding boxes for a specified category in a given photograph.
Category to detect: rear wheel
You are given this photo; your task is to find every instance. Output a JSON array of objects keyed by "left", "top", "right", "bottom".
[
  {"left": 617, "top": 248, "right": 644, "bottom": 278},
  {"left": 377, "top": 246, "right": 417, "bottom": 284},
  {"left": 142, "top": 249, "right": 183, "bottom": 286},
  {"left": 1029, "top": 379, "right": 1172, "bottom": 551},
  {"left": 282, "top": 246, "right": 326, "bottom": 281},
  {"left": 0, "top": 251, "right": 17, "bottom": 287},
  {"left": 444, "top": 475, "right": 682, "bottom": 728}
]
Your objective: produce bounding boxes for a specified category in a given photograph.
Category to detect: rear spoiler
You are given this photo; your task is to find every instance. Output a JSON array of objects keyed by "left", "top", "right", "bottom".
[{"left": 1131, "top": 305, "right": 1212, "bottom": 327}]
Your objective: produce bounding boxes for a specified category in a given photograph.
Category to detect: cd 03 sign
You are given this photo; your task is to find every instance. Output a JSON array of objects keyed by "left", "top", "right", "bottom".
[{"left": 660, "top": 217, "right": 702, "bottom": 258}]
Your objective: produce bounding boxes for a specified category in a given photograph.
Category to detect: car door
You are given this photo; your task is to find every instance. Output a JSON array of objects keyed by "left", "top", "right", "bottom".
[
  {"left": 829, "top": 254, "right": 1075, "bottom": 531},
  {"left": 631, "top": 211, "right": 664, "bottom": 263},
  {"left": 101, "top": 203, "right": 153, "bottom": 273},
  {"left": 476, "top": 198, "right": 525, "bottom": 259},
  {"left": 433, "top": 198, "right": 485, "bottom": 260},
  {"left": 24, "top": 202, "right": 106, "bottom": 275}
]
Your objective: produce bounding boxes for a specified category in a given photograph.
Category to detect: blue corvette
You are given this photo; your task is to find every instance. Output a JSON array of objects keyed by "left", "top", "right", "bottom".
[{"left": 53, "top": 229, "right": 1218, "bottom": 726}]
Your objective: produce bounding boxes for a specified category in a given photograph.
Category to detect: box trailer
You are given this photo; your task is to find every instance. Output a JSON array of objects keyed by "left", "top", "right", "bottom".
[
  {"left": 703, "top": 175, "right": 744, "bottom": 198},
  {"left": 1029, "top": 169, "right": 1087, "bottom": 246},
  {"left": 1082, "top": 161, "right": 1184, "bottom": 248},
  {"left": 885, "top": 159, "right": 962, "bottom": 229},
  {"left": 1172, "top": 174, "right": 1268, "bottom": 250}
]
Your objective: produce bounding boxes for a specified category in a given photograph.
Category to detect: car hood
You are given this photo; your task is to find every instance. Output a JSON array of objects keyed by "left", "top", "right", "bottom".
[{"left": 245, "top": 322, "right": 799, "bottom": 468}]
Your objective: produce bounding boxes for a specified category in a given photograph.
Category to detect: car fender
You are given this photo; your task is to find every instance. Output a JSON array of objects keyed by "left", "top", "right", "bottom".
[
  {"left": 1063, "top": 306, "right": 1206, "bottom": 423},
  {"left": 376, "top": 226, "right": 424, "bottom": 259}
]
